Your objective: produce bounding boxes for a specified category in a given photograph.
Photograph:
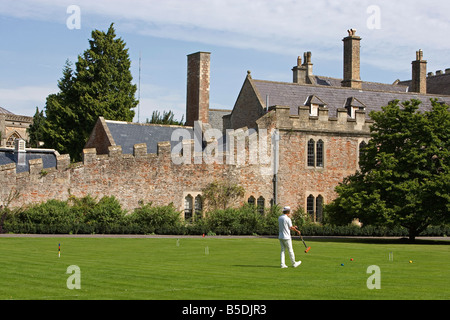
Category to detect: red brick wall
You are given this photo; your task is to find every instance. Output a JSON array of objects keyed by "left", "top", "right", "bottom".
[{"left": 1, "top": 106, "right": 371, "bottom": 217}]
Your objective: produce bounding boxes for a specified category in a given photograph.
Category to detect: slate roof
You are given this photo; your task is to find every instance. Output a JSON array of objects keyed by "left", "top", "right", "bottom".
[
  {"left": 398, "top": 72, "right": 450, "bottom": 96},
  {"left": 312, "top": 75, "right": 408, "bottom": 93},
  {"left": 0, "top": 149, "right": 57, "bottom": 173},
  {"left": 105, "top": 120, "right": 194, "bottom": 155},
  {"left": 209, "top": 109, "right": 231, "bottom": 131},
  {"left": 252, "top": 78, "right": 450, "bottom": 117},
  {"left": 0, "top": 107, "right": 14, "bottom": 115}
]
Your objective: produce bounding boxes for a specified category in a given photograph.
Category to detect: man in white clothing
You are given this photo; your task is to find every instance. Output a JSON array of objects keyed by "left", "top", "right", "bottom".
[{"left": 278, "top": 206, "right": 302, "bottom": 268}]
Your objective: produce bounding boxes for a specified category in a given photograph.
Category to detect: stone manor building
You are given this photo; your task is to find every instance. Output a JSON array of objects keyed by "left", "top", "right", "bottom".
[{"left": 2, "top": 29, "right": 450, "bottom": 221}]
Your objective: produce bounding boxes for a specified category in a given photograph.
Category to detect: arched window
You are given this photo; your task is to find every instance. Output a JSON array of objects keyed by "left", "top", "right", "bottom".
[
  {"left": 316, "top": 140, "right": 324, "bottom": 167},
  {"left": 6, "top": 132, "right": 21, "bottom": 147},
  {"left": 195, "top": 195, "right": 203, "bottom": 220},
  {"left": 307, "top": 139, "right": 315, "bottom": 167},
  {"left": 307, "top": 138, "right": 325, "bottom": 168},
  {"left": 359, "top": 141, "right": 367, "bottom": 166},
  {"left": 307, "top": 194, "right": 324, "bottom": 223},
  {"left": 316, "top": 195, "right": 324, "bottom": 223},
  {"left": 248, "top": 196, "right": 255, "bottom": 206},
  {"left": 184, "top": 195, "right": 193, "bottom": 222},
  {"left": 257, "top": 196, "right": 265, "bottom": 215},
  {"left": 307, "top": 195, "right": 315, "bottom": 220}
]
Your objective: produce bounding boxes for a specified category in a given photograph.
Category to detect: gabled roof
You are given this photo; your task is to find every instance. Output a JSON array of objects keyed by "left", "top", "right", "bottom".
[
  {"left": 0, "top": 107, "right": 14, "bottom": 115},
  {"left": 305, "top": 95, "right": 327, "bottom": 106},
  {"left": 251, "top": 78, "right": 450, "bottom": 117},
  {"left": 346, "top": 97, "right": 366, "bottom": 108},
  {"left": 209, "top": 109, "right": 231, "bottom": 132}
]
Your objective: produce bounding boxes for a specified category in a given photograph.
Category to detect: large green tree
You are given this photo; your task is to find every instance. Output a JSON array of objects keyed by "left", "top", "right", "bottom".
[
  {"left": 27, "top": 107, "right": 45, "bottom": 148},
  {"left": 326, "top": 99, "right": 449, "bottom": 240},
  {"left": 40, "top": 23, "right": 137, "bottom": 160},
  {"left": 146, "top": 110, "right": 184, "bottom": 125}
]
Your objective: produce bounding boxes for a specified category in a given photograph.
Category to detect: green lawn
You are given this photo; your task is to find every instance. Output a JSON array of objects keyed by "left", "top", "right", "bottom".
[{"left": 0, "top": 236, "right": 448, "bottom": 300}]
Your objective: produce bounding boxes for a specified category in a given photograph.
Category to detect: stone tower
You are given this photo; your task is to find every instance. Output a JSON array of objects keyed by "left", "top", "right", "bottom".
[{"left": 186, "top": 52, "right": 211, "bottom": 126}]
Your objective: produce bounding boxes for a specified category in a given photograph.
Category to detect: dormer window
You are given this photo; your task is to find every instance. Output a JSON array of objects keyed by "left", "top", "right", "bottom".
[
  {"left": 310, "top": 104, "right": 319, "bottom": 116},
  {"left": 345, "top": 97, "right": 366, "bottom": 118},
  {"left": 305, "top": 95, "right": 327, "bottom": 116}
]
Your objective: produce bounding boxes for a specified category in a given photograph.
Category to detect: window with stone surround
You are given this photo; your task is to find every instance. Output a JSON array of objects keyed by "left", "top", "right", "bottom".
[
  {"left": 306, "top": 194, "right": 324, "bottom": 223},
  {"left": 6, "top": 132, "right": 21, "bottom": 147},
  {"left": 307, "top": 139, "right": 315, "bottom": 167},
  {"left": 316, "top": 195, "right": 323, "bottom": 222},
  {"left": 316, "top": 140, "right": 324, "bottom": 167},
  {"left": 257, "top": 196, "right": 265, "bottom": 215},
  {"left": 195, "top": 195, "right": 203, "bottom": 220},
  {"left": 184, "top": 195, "right": 193, "bottom": 222},
  {"left": 307, "top": 138, "right": 324, "bottom": 168},
  {"left": 358, "top": 141, "right": 367, "bottom": 167},
  {"left": 307, "top": 195, "right": 315, "bottom": 219}
]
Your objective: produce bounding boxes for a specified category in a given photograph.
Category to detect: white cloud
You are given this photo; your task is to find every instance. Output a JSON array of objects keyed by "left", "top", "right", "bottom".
[
  {"left": 2, "top": 0, "right": 449, "bottom": 73},
  {"left": 2, "top": 0, "right": 450, "bottom": 109},
  {"left": 0, "top": 85, "right": 57, "bottom": 116}
]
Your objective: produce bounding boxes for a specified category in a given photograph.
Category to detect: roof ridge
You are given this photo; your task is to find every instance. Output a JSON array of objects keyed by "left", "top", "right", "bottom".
[{"left": 252, "top": 77, "right": 450, "bottom": 96}]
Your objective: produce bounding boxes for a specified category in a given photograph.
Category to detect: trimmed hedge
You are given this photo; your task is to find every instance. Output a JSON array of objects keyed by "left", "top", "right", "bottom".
[{"left": 1, "top": 196, "right": 448, "bottom": 237}]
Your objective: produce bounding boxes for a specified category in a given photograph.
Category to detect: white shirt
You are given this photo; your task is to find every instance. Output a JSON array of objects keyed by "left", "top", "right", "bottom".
[{"left": 278, "top": 214, "right": 293, "bottom": 240}]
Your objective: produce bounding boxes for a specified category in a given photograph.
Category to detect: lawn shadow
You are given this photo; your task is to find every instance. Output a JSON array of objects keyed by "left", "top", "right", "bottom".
[{"left": 289, "top": 236, "right": 450, "bottom": 246}]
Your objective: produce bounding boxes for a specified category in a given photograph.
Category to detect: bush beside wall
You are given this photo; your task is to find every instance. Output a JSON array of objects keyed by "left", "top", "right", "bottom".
[{"left": 1, "top": 196, "right": 448, "bottom": 237}]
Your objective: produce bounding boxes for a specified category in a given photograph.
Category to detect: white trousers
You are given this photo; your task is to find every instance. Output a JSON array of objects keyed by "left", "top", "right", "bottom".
[{"left": 279, "top": 239, "right": 296, "bottom": 266}]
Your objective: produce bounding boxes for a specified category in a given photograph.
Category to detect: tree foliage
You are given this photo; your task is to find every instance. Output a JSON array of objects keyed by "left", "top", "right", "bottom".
[
  {"left": 36, "top": 23, "right": 138, "bottom": 161},
  {"left": 146, "top": 110, "right": 184, "bottom": 125},
  {"left": 326, "top": 99, "right": 450, "bottom": 240},
  {"left": 27, "top": 107, "right": 45, "bottom": 148},
  {"left": 201, "top": 180, "right": 245, "bottom": 211}
]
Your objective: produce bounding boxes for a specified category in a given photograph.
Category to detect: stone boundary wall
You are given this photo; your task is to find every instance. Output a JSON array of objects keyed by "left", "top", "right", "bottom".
[
  {"left": 1, "top": 107, "right": 372, "bottom": 213},
  {"left": 0, "top": 135, "right": 274, "bottom": 212}
]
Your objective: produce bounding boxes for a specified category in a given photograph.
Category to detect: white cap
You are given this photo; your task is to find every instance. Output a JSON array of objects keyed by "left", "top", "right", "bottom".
[{"left": 283, "top": 206, "right": 291, "bottom": 212}]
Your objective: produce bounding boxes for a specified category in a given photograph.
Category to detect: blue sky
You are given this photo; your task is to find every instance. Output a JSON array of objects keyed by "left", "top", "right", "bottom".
[{"left": 1, "top": 0, "right": 450, "bottom": 122}]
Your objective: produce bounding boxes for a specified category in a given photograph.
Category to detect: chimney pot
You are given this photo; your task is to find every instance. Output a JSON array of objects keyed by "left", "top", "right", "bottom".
[
  {"left": 14, "top": 138, "right": 26, "bottom": 166},
  {"left": 416, "top": 49, "right": 423, "bottom": 61},
  {"left": 14, "top": 138, "right": 26, "bottom": 152},
  {"left": 292, "top": 52, "right": 313, "bottom": 84}
]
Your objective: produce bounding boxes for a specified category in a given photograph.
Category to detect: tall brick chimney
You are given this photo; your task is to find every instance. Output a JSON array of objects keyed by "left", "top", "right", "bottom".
[
  {"left": 186, "top": 52, "right": 210, "bottom": 126},
  {"left": 341, "top": 29, "right": 362, "bottom": 89},
  {"left": 411, "top": 49, "right": 427, "bottom": 94}
]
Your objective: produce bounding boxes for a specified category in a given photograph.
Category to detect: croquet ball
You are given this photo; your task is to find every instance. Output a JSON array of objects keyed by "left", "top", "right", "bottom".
[
  {"left": 341, "top": 263, "right": 344, "bottom": 266},
  {"left": 409, "top": 260, "right": 413, "bottom": 263},
  {"left": 350, "top": 258, "right": 353, "bottom": 261}
]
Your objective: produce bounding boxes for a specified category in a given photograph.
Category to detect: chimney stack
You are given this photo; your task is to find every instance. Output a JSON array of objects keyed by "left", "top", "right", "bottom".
[
  {"left": 342, "top": 29, "right": 362, "bottom": 89},
  {"left": 14, "top": 138, "right": 26, "bottom": 166},
  {"left": 186, "top": 52, "right": 211, "bottom": 126},
  {"left": 292, "top": 51, "right": 313, "bottom": 84},
  {"left": 411, "top": 49, "right": 427, "bottom": 94}
]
